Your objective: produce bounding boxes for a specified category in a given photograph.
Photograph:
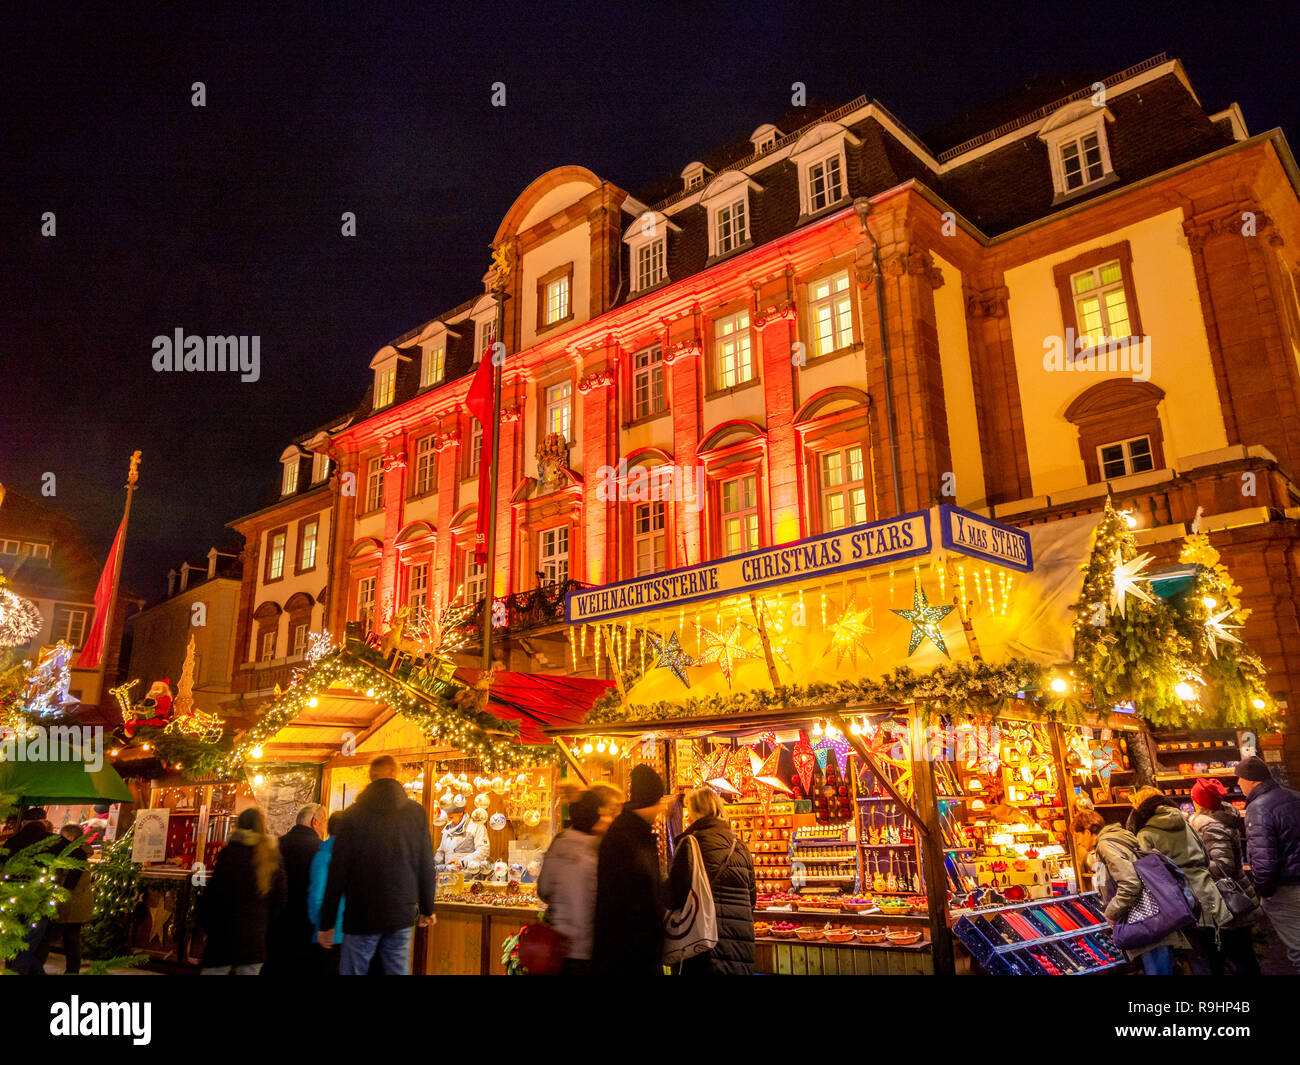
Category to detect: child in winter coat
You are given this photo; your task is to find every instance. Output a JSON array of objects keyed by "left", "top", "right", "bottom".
[{"left": 1188, "top": 777, "right": 1261, "bottom": 974}]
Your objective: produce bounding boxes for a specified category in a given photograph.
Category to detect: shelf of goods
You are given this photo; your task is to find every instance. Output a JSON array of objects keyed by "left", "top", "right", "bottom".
[
  {"left": 730, "top": 800, "right": 795, "bottom": 895},
  {"left": 755, "top": 903, "right": 933, "bottom": 975},
  {"left": 952, "top": 893, "right": 1126, "bottom": 974},
  {"left": 1150, "top": 727, "right": 1246, "bottom": 806}
]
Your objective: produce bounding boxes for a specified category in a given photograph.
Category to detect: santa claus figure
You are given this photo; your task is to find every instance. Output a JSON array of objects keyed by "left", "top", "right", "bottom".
[{"left": 124, "top": 678, "right": 173, "bottom": 736}]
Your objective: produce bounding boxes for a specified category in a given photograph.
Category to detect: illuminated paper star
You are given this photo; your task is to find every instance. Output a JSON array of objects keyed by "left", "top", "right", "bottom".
[
  {"left": 824, "top": 596, "right": 875, "bottom": 670},
  {"left": 891, "top": 581, "right": 954, "bottom": 657},
  {"left": 749, "top": 748, "right": 792, "bottom": 796},
  {"left": 1110, "top": 550, "right": 1155, "bottom": 618},
  {"left": 1204, "top": 608, "right": 1243, "bottom": 659},
  {"left": 696, "top": 623, "right": 759, "bottom": 686},
  {"left": 645, "top": 630, "right": 693, "bottom": 687}
]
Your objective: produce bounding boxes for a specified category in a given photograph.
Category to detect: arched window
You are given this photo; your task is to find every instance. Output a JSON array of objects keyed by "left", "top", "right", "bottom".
[
  {"left": 1064, "top": 380, "right": 1166, "bottom": 483},
  {"left": 794, "top": 388, "right": 873, "bottom": 534}
]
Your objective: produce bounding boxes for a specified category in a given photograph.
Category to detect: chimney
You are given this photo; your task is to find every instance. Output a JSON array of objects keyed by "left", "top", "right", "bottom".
[
  {"left": 208, "top": 547, "right": 218, "bottom": 580},
  {"left": 180, "top": 563, "right": 192, "bottom": 592},
  {"left": 167, "top": 568, "right": 178, "bottom": 597}
]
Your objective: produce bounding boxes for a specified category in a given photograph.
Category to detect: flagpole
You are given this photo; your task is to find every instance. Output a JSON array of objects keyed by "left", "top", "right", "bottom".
[
  {"left": 97, "top": 451, "right": 141, "bottom": 695},
  {"left": 480, "top": 282, "right": 506, "bottom": 673}
]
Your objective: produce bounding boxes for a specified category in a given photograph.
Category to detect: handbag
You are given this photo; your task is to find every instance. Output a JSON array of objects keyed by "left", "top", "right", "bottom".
[
  {"left": 1189, "top": 824, "right": 1260, "bottom": 921},
  {"left": 516, "top": 921, "right": 569, "bottom": 975},
  {"left": 663, "top": 834, "right": 720, "bottom": 964},
  {"left": 1110, "top": 849, "right": 1197, "bottom": 952}
]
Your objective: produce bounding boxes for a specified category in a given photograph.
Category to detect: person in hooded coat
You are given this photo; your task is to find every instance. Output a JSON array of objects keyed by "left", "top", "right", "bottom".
[
  {"left": 1188, "top": 776, "right": 1260, "bottom": 975},
  {"left": 536, "top": 790, "right": 602, "bottom": 974},
  {"left": 668, "top": 786, "right": 756, "bottom": 975},
  {"left": 199, "top": 808, "right": 288, "bottom": 974},
  {"left": 591, "top": 764, "right": 668, "bottom": 976},
  {"left": 1094, "top": 820, "right": 1190, "bottom": 974},
  {"left": 1128, "top": 786, "right": 1232, "bottom": 974}
]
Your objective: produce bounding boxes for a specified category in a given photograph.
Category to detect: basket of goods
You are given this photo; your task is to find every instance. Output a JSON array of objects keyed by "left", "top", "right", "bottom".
[
  {"left": 796, "top": 925, "right": 824, "bottom": 942},
  {"left": 908, "top": 896, "right": 929, "bottom": 915},
  {"left": 886, "top": 929, "right": 924, "bottom": 946},
  {"left": 855, "top": 927, "right": 888, "bottom": 944},
  {"left": 839, "top": 895, "right": 874, "bottom": 913},
  {"left": 824, "top": 926, "right": 856, "bottom": 944},
  {"left": 771, "top": 921, "right": 800, "bottom": 939},
  {"left": 797, "top": 898, "right": 839, "bottom": 913},
  {"left": 753, "top": 921, "right": 773, "bottom": 937},
  {"left": 877, "top": 898, "right": 911, "bottom": 915}
]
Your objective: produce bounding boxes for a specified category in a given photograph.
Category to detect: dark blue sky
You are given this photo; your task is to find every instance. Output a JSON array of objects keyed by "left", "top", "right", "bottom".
[{"left": 2, "top": 0, "right": 1296, "bottom": 599}]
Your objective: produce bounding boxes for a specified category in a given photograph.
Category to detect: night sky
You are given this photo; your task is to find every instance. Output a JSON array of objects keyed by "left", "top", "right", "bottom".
[{"left": 2, "top": 1, "right": 1297, "bottom": 600}]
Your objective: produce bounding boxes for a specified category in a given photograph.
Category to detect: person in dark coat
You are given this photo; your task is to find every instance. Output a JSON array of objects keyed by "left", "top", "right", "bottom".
[
  {"left": 669, "top": 786, "right": 756, "bottom": 975},
  {"left": 199, "top": 807, "right": 287, "bottom": 974},
  {"left": 1188, "top": 777, "right": 1260, "bottom": 975},
  {"left": 318, "top": 755, "right": 436, "bottom": 976},
  {"left": 0, "top": 807, "right": 58, "bottom": 974},
  {"left": 53, "top": 826, "right": 95, "bottom": 974},
  {"left": 1237, "top": 756, "right": 1300, "bottom": 972},
  {"left": 591, "top": 764, "right": 668, "bottom": 976},
  {"left": 267, "top": 803, "right": 325, "bottom": 975}
]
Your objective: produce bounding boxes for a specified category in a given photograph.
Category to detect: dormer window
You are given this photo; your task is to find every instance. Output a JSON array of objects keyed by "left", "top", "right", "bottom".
[
  {"left": 368, "top": 344, "right": 408, "bottom": 412},
  {"left": 624, "top": 211, "right": 679, "bottom": 293},
  {"left": 700, "top": 172, "right": 760, "bottom": 260},
  {"left": 470, "top": 296, "right": 499, "bottom": 363},
  {"left": 282, "top": 460, "right": 299, "bottom": 496},
  {"left": 1038, "top": 102, "right": 1116, "bottom": 201},
  {"left": 750, "top": 124, "right": 781, "bottom": 154},
  {"left": 421, "top": 343, "right": 445, "bottom": 387},
  {"left": 311, "top": 452, "right": 331, "bottom": 484},
  {"left": 791, "top": 122, "right": 858, "bottom": 218},
  {"left": 681, "top": 161, "right": 710, "bottom": 192}
]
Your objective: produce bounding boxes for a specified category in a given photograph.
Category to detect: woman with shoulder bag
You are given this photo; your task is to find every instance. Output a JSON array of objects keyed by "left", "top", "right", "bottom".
[
  {"left": 1188, "top": 777, "right": 1261, "bottom": 975},
  {"left": 667, "top": 786, "right": 756, "bottom": 975},
  {"left": 1094, "top": 820, "right": 1190, "bottom": 974}
]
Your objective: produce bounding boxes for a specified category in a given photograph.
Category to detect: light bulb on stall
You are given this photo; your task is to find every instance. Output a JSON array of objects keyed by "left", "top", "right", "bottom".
[
  {"left": 582, "top": 742, "right": 594, "bottom": 754},
  {"left": 596, "top": 740, "right": 606, "bottom": 753},
  {"left": 1050, "top": 677, "right": 1069, "bottom": 694},
  {"left": 1202, "top": 597, "right": 1217, "bottom": 610},
  {"left": 609, "top": 742, "right": 619, "bottom": 755},
  {"left": 251, "top": 747, "right": 264, "bottom": 759},
  {"left": 812, "top": 721, "right": 824, "bottom": 737},
  {"left": 253, "top": 774, "right": 265, "bottom": 786},
  {"left": 1252, "top": 698, "right": 1266, "bottom": 710},
  {"left": 307, "top": 696, "right": 319, "bottom": 707},
  {"left": 1175, "top": 682, "right": 1196, "bottom": 701}
]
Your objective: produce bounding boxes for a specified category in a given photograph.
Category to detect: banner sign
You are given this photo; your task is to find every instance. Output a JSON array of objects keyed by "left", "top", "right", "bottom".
[
  {"left": 566, "top": 510, "right": 932, "bottom": 624},
  {"left": 130, "top": 808, "right": 170, "bottom": 863},
  {"left": 938, "top": 504, "right": 1033, "bottom": 573}
]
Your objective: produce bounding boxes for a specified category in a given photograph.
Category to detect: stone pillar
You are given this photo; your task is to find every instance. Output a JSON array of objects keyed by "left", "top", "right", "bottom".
[
  {"left": 377, "top": 446, "right": 407, "bottom": 629},
  {"left": 665, "top": 321, "right": 704, "bottom": 566},
  {"left": 578, "top": 359, "right": 616, "bottom": 584},
  {"left": 754, "top": 274, "right": 801, "bottom": 543},
  {"left": 433, "top": 427, "right": 461, "bottom": 606}
]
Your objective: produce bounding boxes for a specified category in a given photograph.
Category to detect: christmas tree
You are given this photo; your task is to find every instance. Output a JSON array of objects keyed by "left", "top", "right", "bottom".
[
  {"left": 0, "top": 796, "right": 84, "bottom": 970},
  {"left": 81, "top": 827, "right": 141, "bottom": 961},
  {"left": 1177, "top": 530, "right": 1274, "bottom": 728},
  {"left": 1071, "top": 500, "right": 1192, "bottom": 726}
]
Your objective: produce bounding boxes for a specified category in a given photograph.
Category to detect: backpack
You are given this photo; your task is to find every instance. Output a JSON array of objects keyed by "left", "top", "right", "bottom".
[
  {"left": 663, "top": 834, "right": 720, "bottom": 964},
  {"left": 1110, "top": 847, "right": 1199, "bottom": 952}
]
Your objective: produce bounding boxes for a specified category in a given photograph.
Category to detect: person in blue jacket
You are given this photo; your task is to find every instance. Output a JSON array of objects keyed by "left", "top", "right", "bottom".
[{"left": 308, "top": 813, "right": 347, "bottom": 975}]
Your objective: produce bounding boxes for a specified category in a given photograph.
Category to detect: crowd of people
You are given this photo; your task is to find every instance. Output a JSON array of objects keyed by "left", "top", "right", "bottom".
[
  {"left": 1074, "top": 756, "right": 1300, "bottom": 975},
  {"left": 5, "top": 750, "right": 1299, "bottom": 977}
]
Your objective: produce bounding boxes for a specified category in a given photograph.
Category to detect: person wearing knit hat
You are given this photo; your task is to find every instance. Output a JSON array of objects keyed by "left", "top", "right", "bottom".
[
  {"left": 1238, "top": 754, "right": 1300, "bottom": 972},
  {"left": 591, "top": 764, "right": 669, "bottom": 975},
  {"left": 1189, "top": 776, "right": 1260, "bottom": 974}
]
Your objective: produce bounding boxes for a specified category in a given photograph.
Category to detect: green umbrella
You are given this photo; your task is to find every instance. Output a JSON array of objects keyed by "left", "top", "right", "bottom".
[{"left": 0, "top": 757, "right": 133, "bottom": 806}]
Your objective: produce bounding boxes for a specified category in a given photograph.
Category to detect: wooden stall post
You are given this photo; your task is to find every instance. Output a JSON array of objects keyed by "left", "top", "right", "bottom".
[
  {"left": 907, "top": 704, "right": 955, "bottom": 976},
  {"left": 1049, "top": 721, "right": 1083, "bottom": 884}
]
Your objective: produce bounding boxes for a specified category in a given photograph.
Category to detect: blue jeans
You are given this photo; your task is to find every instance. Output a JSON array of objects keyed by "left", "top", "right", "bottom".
[
  {"left": 340, "top": 926, "right": 414, "bottom": 975},
  {"left": 1141, "top": 945, "right": 1174, "bottom": 975}
]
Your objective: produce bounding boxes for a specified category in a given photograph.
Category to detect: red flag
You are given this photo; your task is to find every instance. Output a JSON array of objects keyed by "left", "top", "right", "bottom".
[
  {"left": 76, "top": 517, "right": 126, "bottom": 669},
  {"left": 466, "top": 350, "right": 496, "bottom": 566}
]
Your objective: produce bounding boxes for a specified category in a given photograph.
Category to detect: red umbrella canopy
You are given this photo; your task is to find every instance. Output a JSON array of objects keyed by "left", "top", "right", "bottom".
[{"left": 453, "top": 669, "right": 613, "bottom": 743}]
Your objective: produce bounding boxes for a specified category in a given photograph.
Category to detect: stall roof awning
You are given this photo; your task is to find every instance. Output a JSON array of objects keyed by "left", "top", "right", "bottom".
[{"left": 455, "top": 669, "right": 613, "bottom": 743}]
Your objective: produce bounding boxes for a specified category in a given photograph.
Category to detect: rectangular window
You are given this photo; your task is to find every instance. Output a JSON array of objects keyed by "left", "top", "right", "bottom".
[
  {"left": 714, "top": 199, "right": 748, "bottom": 255},
  {"left": 807, "top": 154, "right": 844, "bottom": 212},
  {"left": 407, "top": 563, "right": 429, "bottom": 612},
  {"left": 311, "top": 452, "right": 330, "bottom": 484},
  {"left": 29, "top": 542, "right": 50, "bottom": 561},
  {"left": 1097, "top": 436, "right": 1155, "bottom": 480},
  {"left": 299, "top": 518, "right": 318, "bottom": 571},
  {"left": 720, "top": 475, "right": 760, "bottom": 556},
  {"left": 809, "top": 271, "right": 855, "bottom": 357},
  {"left": 373, "top": 366, "right": 396, "bottom": 409},
  {"left": 715, "top": 310, "right": 754, "bottom": 388},
  {"left": 633, "top": 501, "right": 666, "bottom": 576},
  {"left": 539, "top": 526, "right": 570, "bottom": 585},
  {"left": 268, "top": 531, "right": 286, "bottom": 581},
  {"left": 414, "top": 434, "right": 437, "bottom": 495},
  {"left": 281, "top": 461, "right": 299, "bottom": 496},
  {"left": 357, "top": 576, "right": 376, "bottom": 631},
  {"left": 1060, "top": 132, "right": 1105, "bottom": 191},
  {"left": 51, "top": 606, "right": 89, "bottom": 647},
  {"left": 462, "top": 554, "right": 486, "bottom": 603},
  {"left": 421, "top": 344, "right": 446, "bottom": 388},
  {"left": 545, "top": 380, "right": 572, "bottom": 439},
  {"left": 635, "top": 239, "right": 666, "bottom": 290},
  {"left": 1072, "top": 260, "right": 1132, "bottom": 345},
  {"left": 468, "top": 422, "right": 483, "bottom": 477},
  {"left": 544, "top": 274, "right": 571, "bottom": 326},
  {"left": 820, "top": 445, "right": 869, "bottom": 531},
  {"left": 476, "top": 317, "right": 497, "bottom": 363},
  {"left": 292, "top": 622, "right": 309, "bottom": 657},
  {"left": 259, "top": 629, "right": 276, "bottom": 662},
  {"left": 366, "top": 457, "right": 385, "bottom": 511},
  {"left": 632, "top": 344, "right": 666, "bottom": 418}
]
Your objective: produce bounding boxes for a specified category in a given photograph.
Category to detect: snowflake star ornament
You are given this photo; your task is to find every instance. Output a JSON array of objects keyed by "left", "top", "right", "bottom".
[
  {"left": 696, "top": 623, "right": 759, "bottom": 686},
  {"left": 891, "top": 581, "right": 955, "bottom": 658},
  {"left": 645, "top": 630, "right": 694, "bottom": 688},
  {"left": 1204, "top": 608, "right": 1243, "bottom": 658},
  {"left": 824, "top": 595, "right": 875, "bottom": 670},
  {"left": 1110, "top": 550, "right": 1155, "bottom": 618}
]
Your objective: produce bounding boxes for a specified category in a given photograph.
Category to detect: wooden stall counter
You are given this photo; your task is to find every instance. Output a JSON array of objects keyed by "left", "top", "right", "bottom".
[{"left": 423, "top": 898, "right": 543, "bottom": 975}]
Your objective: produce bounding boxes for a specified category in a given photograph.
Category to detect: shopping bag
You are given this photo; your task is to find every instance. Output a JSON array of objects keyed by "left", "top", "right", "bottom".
[{"left": 663, "top": 835, "right": 718, "bottom": 964}]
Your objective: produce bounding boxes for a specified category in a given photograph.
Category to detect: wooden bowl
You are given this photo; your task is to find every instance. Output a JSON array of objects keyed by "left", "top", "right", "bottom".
[
  {"left": 825, "top": 931, "right": 855, "bottom": 944},
  {"left": 795, "top": 928, "right": 824, "bottom": 942},
  {"left": 886, "top": 930, "right": 924, "bottom": 946},
  {"left": 771, "top": 927, "right": 799, "bottom": 939},
  {"left": 753, "top": 923, "right": 772, "bottom": 937},
  {"left": 855, "top": 928, "right": 888, "bottom": 943}
]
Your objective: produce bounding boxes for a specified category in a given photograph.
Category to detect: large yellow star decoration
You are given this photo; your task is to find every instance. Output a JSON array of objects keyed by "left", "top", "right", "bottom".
[
  {"left": 891, "top": 580, "right": 955, "bottom": 657},
  {"left": 824, "top": 595, "right": 875, "bottom": 670},
  {"left": 696, "top": 623, "right": 760, "bottom": 686}
]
